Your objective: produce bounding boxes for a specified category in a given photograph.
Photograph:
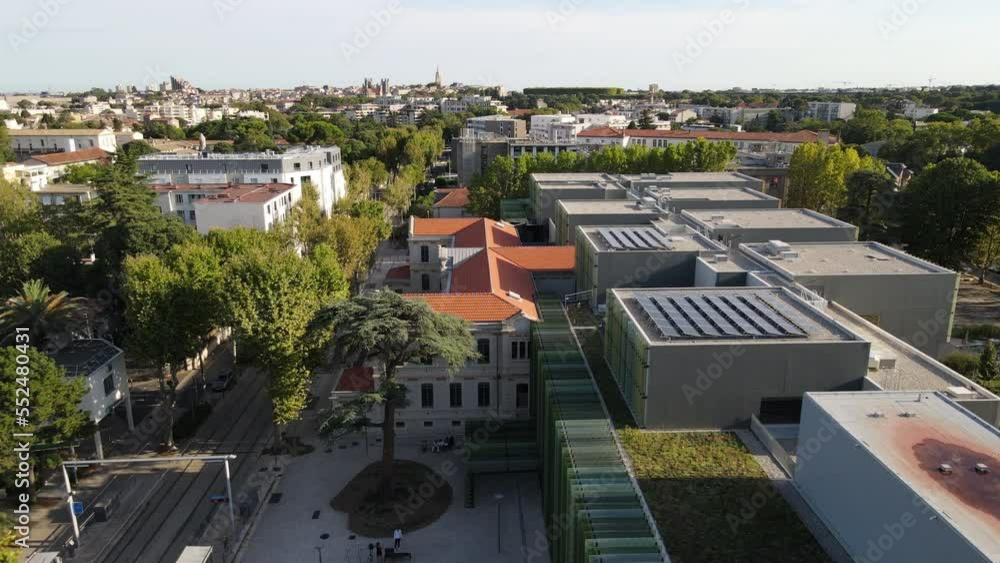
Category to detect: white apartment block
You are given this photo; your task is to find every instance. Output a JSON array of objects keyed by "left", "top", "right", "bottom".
[
  {"left": 9, "top": 128, "right": 118, "bottom": 156},
  {"left": 807, "top": 101, "right": 858, "bottom": 122},
  {"left": 138, "top": 146, "right": 347, "bottom": 216},
  {"left": 153, "top": 182, "right": 301, "bottom": 234},
  {"left": 529, "top": 114, "right": 577, "bottom": 140},
  {"left": 440, "top": 95, "right": 507, "bottom": 114}
]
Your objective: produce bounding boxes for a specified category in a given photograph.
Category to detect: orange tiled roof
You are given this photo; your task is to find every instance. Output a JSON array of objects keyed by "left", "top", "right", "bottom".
[
  {"left": 412, "top": 218, "right": 521, "bottom": 248},
  {"left": 433, "top": 187, "right": 470, "bottom": 208},
  {"left": 386, "top": 264, "right": 410, "bottom": 280},
  {"left": 404, "top": 293, "right": 522, "bottom": 323},
  {"left": 492, "top": 246, "right": 575, "bottom": 272},
  {"left": 28, "top": 148, "right": 110, "bottom": 166}
]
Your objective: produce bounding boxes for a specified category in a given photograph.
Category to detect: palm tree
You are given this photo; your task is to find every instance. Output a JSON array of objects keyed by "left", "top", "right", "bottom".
[{"left": 0, "top": 279, "right": 88, "bottom": 348}]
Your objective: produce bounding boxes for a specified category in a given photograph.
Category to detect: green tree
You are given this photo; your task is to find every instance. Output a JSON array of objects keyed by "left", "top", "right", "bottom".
[
  {"left": 0, "top": 280, "right": 87, "bottom": 349},
  {"left": 638, "top": 109, "right": 655, "bottom": 130},
  {"left": 0, "top": 513, "right": 19, "bottom": 562},
  {"left": 978, "top": 341, "right": 999, "bottom": 382},
  {"left": 0, "top": 347, "right": 88, "bottom": 492},
  {"left": 901, "top": 158, "right": 1000, "bottom": 268},
  {"left": 0, "top": 125, "right": 15, "bottom": 163},
  {"left": 970, "top": 224, "right": 1000, "bottom": 284},
  {"left": 840, "top": 109, "right": 889, "bottom": 145},
  {"left": 61, "top": 163, "right": 101, "bottom": 184},
  {"left": 308, "top": 292, "right": 477, "bottom": 498},
  {"left": 787, "top": 142, "right": 878, "bottom": 214},
  {"left": 838, "top": 169, "right": 898, "bottom": 241},
  {"left": 881, "top": 122, "right": 971, "bottom": 170}
]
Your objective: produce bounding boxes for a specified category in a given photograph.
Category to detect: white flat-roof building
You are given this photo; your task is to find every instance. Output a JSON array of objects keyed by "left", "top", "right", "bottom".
[
  {"left": 795, "top": 391, "right": 1000, "bottom": 563},
  {"left": 139, "top": 146, "right": 346, "bottom": 216},
  {"left": 152, "top": 183, "right": 300, "bottom": 235},
  {"left": 806, "top": 101, "right": 857, "bottom": 122},
  {"left": 681, "top": 208, "right": 859, "bottom": 245},
  {"left": 9, "top": 128, "right": 117, "bottom": 157},
  {"left": 605, "top": 287, "right": 869, "bottom": 429},
  {"left": 555, "top": 200, "right": 664, "bottom": 245},
  {"left": 741, "top": 241, "right": 959, "bottom": 357}
]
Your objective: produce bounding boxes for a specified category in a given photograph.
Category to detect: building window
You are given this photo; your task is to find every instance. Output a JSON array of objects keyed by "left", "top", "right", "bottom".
[
  {"left": 423, "top": 421, "right": 434, "bottom": 428},
  {"left": 477, "top": 339, "right": 490, "bottom": 364},
  {"left": 451, "top": 420, "right": 461, "bottom": 427},
  {"left": 260, "top": 164, "right": 269, "bottom": 173},
  {"left": 420, "top": 245, "right": 430, "bottom": 263},
  {"left": 175, "top": 194, "right": 184, "bottom": 204},
  {"left": 421, "top": 383, "right": 434, "bottom": 408},
  {"left": 477, "top": 382, "right": 491, "bottom": 407},
  {"left": 516, "top": 383, "right": 529, "bottom": 409},
  {"left": 294, "top": 162, "right": 301, "bottom": 171},
  {"left": 103, "top": 374, "right": 116, "bottom": 396},
  {"left": 395, "top": 421, "right": 406, "bottom": 428},
  {"left": 449, "top": 382, "right": 462, "bottom": 408},
  {"left": 189, "top": 210, "right": 196, "bottom": 221},
  {"left": 421, "top": 274, "right": 430, "bottom": 291},
  {"left": 511, "top": 341, "right": 528, "bottom": 360},
  {"left": 175, "top": 211, "right": 185, "bottom": 219}
]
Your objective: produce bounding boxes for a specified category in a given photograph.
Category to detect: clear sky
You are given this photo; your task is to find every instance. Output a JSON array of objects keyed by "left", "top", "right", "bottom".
[{"left": 3, "top": 0, "right": 998, "bottom": 92}]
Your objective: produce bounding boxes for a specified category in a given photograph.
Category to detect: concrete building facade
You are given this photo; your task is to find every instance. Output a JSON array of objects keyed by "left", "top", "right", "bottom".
[{"left": 681, "top": 208, "right": 859, "bottom": 245}]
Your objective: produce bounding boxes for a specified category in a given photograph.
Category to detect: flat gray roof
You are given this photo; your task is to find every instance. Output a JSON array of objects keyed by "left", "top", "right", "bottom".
[
  {"left": 613, "top": 287, "right": 859, "bottom": 344},
  {"left": 683, "top": 208, "right": 854, "bottom": 230},
  {"left": 621, "top": 172, "right": 761, "bottom": 185},
  {"left": 559, "top": 200, "right": 663, "bottom": 216},
  {"left": 580, "top": 226, "right": 721, "bottom": 253},
  {"left": 742, "top": 241, "right": 953, "bottom": 276},
  {"left": 532, "top": 172, "right": 617, "bottom": 184},
  {"left": 658, "top": 186, "right": 778, "bottom": 202},
  {"left": 805, "top": 391, "right": 1000, "bottom": 557}
]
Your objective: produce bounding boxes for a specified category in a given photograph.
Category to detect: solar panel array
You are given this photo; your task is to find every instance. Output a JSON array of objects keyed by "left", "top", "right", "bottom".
[
  {"left": 597, "top": 227, "right": 673, "bottom": 251},
  {"left": 52, "top": 340, "right": 120, "bottom": 378},
  {"left": 635, "top": 291, "right": 807, "bottom": 340}
]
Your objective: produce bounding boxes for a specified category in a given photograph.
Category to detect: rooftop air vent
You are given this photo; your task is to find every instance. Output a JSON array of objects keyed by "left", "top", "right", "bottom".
[
  {"left": 898, "top": 411, "right": 916, "bottom": 418},
  {"left": 507, "top": 291, "right": 521, "bottom": 300},
  {"left": 938, "top": 464, "right": 953, "bottom": 475},
  {"left": 867, "top": 411, "right": 885, "bottom": 418},
  {"left": 974, "top": 463, "right": 990, "bottom": 474}
]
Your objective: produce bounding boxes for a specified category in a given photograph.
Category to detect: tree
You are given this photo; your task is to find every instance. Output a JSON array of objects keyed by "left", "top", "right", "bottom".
[
  {"left": 61, "top": 163, "right": 101, "bottom": 185},
  {"left": 0, "top": 125, "right": 14, "bottom": 163},
  {"left": 838, "top": 169, "right": 898, "bottom": 241},
  {"left": 787, "top": 142, "right": 878, "bottom": 214},
  {"left": 880, "top": 122, "right": 971, "bottom": 170},
  {"left": 840, "top": 109, "right": 889, "bottom": 145},
  {"left": 970, "top": 224, "right": 1000, "bottom": 284},
  {"left": 638, "top": 110, "right": 655, "bottom": 130},
  {"left": 0, "top": 280, "right": 87, "bottom": 350},
  {"left": 0, "top": 513, "right": 19, "bottom": 562},
  {"left": 0, "top": 347, "right": 88, "bottom": 492},
  {"left": 308, "top": 292, "right": 477, "bottom": 498},
  {"left": 0, "top": 178, "right": 38, "bottom": 238},
  {"left": 900, "top": 158, "right": 1000, "bottom": 268},
  {"left": 978, "top": 341, "right": 999, "bottom": 382}
]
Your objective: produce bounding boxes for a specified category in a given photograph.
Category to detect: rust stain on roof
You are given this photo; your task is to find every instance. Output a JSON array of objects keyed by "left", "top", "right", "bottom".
[{"left": 909, "top": 437, "right": 1000, "bottom": 524}]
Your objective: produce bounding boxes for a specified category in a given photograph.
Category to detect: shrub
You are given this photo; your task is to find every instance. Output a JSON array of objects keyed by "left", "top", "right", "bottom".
[
  {"left": 952, "top": 324, "right": 1000, "bottom": 341},
  {"left": 942, "top": 351, "right": 979, "bottom": 376}
]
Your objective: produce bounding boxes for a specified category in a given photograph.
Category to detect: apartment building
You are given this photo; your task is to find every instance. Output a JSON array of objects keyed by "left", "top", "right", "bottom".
[
  {"left": 9, "top": 128, "right": 118, "bottom": 158},
  {"left": 740, "top": 241, "right": 959, "bottom": 357},
  {"left": 604, "top": 287, "right": 869, "bottom": 429},
  {"left": 152, "top": 182, "right": 300, "bottom": 234},
  {"left": 139, "top": 146, "right": 346, "bottom": 216},
  {"left": 794, "top": 391, "right": 999, "bottom": 563},
  {"left": 528, "top": 114, "right": 576, "bottom": 140},
  {"left": 578, "top": 127, "right": 834, "bottom": 154},
  {"left": 806, "top": 101, "right": 857, "bottom": 122},
  {"left": 440, "top": 95, "right": 507, "bottom": 114},
  {"left": 466, "top": 115, "right": 527, "bottom": 138},
  {"left": 25, "top": 147, "right": 111, "bottom": 183}
]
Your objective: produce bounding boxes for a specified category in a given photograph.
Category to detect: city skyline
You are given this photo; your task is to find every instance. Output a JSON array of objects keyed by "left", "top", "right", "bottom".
[{"left": 4, "top": 0, "right": 999, "bottom": 92}]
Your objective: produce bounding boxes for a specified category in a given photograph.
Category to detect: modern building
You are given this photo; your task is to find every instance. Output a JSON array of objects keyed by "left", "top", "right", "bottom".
[
  {"left": 138, "top": 146, "right": 346, "bottom": 216},
  {"left": 528, "top": 114, "right": 577, "bottom": 140},
  {"left": 575, "top": 225, "right": 726, "bottom": 310},
  {"left": 9, "top": 128, "right": 117, "bottom": 158},
  {"left": 51, "top": 339, "right": 134, "bottom": 459},
  {"left": 466, "top": 115, "right": 527, "bottom": 138},
  {"left": 450, "top": 131, "right": 510, "bottom": 186},
  {"left": 794, "top": 391, "right": 1000, "bottom": 563},
  {"left": 528, "top": 173, "right": 628, "bottom": 227},
  {"left": 617, "top": 171, "right": 764, "bottom": 192},
  {"left": 506, "top": 138, "right": 585, "bottom": 160},
  {"left": 806, "top": 101, "right": 857, "bottom": 122},
  {"left": 554, "top": 200, "right": 664, "bottom": 245},
  {"left": 440, "top": 95, "right": 506, "bottom": 114},
  {"left": 604, "top": 287, "right": 869, "bottom": 429},
  {"left": 740, "top": 241, "right": 959, "bottom": 357},
  {"left": 152, "top": 183, "right": 300, "bottom": 234},
  {"left": 650, "top": 185, "right": 781, "bottom": 213},
  {"left": 681, "top": 208, "right": 859, "bottom": 245},
  {"left": 577, "top": 127, "right": 835, "bottom": 154}
]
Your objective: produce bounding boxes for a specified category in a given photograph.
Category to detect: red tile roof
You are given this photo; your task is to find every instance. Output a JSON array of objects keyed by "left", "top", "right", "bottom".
[
  {"left": 149, "top": 183, "right": 296, "bottom": 204},
  {"left": 28, "top": 148, "right": 110, "bottom": 166},
  {"left": 412, "top": 218, "right": 521, "bottom": 248},
  {"left": 433, "top": 187, "right": 470, "bottom": 208},
  {"left": 492, "top": 246, "right": 576, "bottom": 272},
  {"left": 336, "top": 366, "right": 374, "bottom": 392},
  {"left": 579, "top": 128, "right": 833, "bottom": 144},
  {"left": 386, "top": 264, "right": 410, "bottom": 280},
  {"left": 404, "top": 293, "right": 522, "bottom": 323}
]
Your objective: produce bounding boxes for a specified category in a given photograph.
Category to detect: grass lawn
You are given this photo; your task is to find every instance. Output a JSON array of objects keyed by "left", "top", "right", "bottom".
[
  {"left": 620, "top": 430, "right": 834, "bottom": 563},
  {"left": 574, "top": 328, "right": 636, "bottom": 429}
]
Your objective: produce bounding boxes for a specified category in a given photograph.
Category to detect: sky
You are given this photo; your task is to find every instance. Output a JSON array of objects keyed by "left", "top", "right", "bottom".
[{"left": 3, "top": 0, "right": 999, "bottom": 93}]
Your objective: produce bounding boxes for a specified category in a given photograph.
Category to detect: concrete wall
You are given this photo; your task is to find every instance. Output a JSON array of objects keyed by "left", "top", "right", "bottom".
[
  {"left": 531, "top": 184, "right": 626, "bottom": 226},
  {"left": 589, "top": 251, "right": 701, "bottom": 308},
  {"left": 665, "top": 197, "right": 780, "bottom": 213},
  {"left": 794, "top": 273, "right": 958, "bottom": 357},
  {"left": 708, "top": 225, "right": 859, "bottom": 244},
  {"left": 794, "top": 395, "right": 992, "bottom": 563},
  {"left": 642, "top": 339, "right": 869, "bottom": 429},
  {"left": 559, "top": 212, "right": 660, "bottom": 245}
]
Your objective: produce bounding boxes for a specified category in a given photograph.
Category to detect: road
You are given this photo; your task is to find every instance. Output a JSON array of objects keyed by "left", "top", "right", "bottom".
[{"left": 71, "top": 367, "right": 274, "bottom": 563}]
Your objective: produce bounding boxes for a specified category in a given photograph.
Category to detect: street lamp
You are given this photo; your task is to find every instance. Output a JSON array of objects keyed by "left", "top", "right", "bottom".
[{"left": 493, "top": 492, "right": 504, "bottom": 554}]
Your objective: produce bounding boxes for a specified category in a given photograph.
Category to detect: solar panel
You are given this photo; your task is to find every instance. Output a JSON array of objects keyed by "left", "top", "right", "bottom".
[
  {"left": 748, "top": 295, "right": 805, "bottom": 336},
  {"left": 651, "top": 297, "right": 701, "bottom": 338},
  {"left": 725, "top": 295, "right": 785, "bottom": 337},
  {"left": 618, "top": 230, "right": 637, "bottom": 249},
  {"left": 625, "top": 229, "right": 651, "bottom": 249},
  {"left": 690, "top": 296, "right": 742, "bottom": 337},
  {"left": 671, "top": 297, "right": 721, "bottom": 337},
  {"left": 600, "top": 228, "right": 623, "bottom": 250},
  {"left": 633, "top": 229, "right": 663, "bottom": 249},
  {"left": 636, "top": 296, "right": 680, "bottom": 338},
  {"left": 705, "top": 295, "right": 763, "bottom": 337}
]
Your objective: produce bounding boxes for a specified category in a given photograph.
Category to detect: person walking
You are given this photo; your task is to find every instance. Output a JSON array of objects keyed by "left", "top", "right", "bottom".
[
  {"left": 375, "top": 541, "right": 384, "bottom": 563},
  {"left": 393, "top": 528, "right": 403, "bottom": 550}
]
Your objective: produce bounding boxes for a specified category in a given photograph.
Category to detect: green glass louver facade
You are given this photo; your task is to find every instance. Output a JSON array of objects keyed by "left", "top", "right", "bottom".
[
  {"left": 575, "top": 236, "right": 596, "bottom": 305},
  {"left": 605, "top": 292, "right": 650, "bottom": 426},
  {"left": 532, "top": 297, "right": 667, "bottom": 563}
]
